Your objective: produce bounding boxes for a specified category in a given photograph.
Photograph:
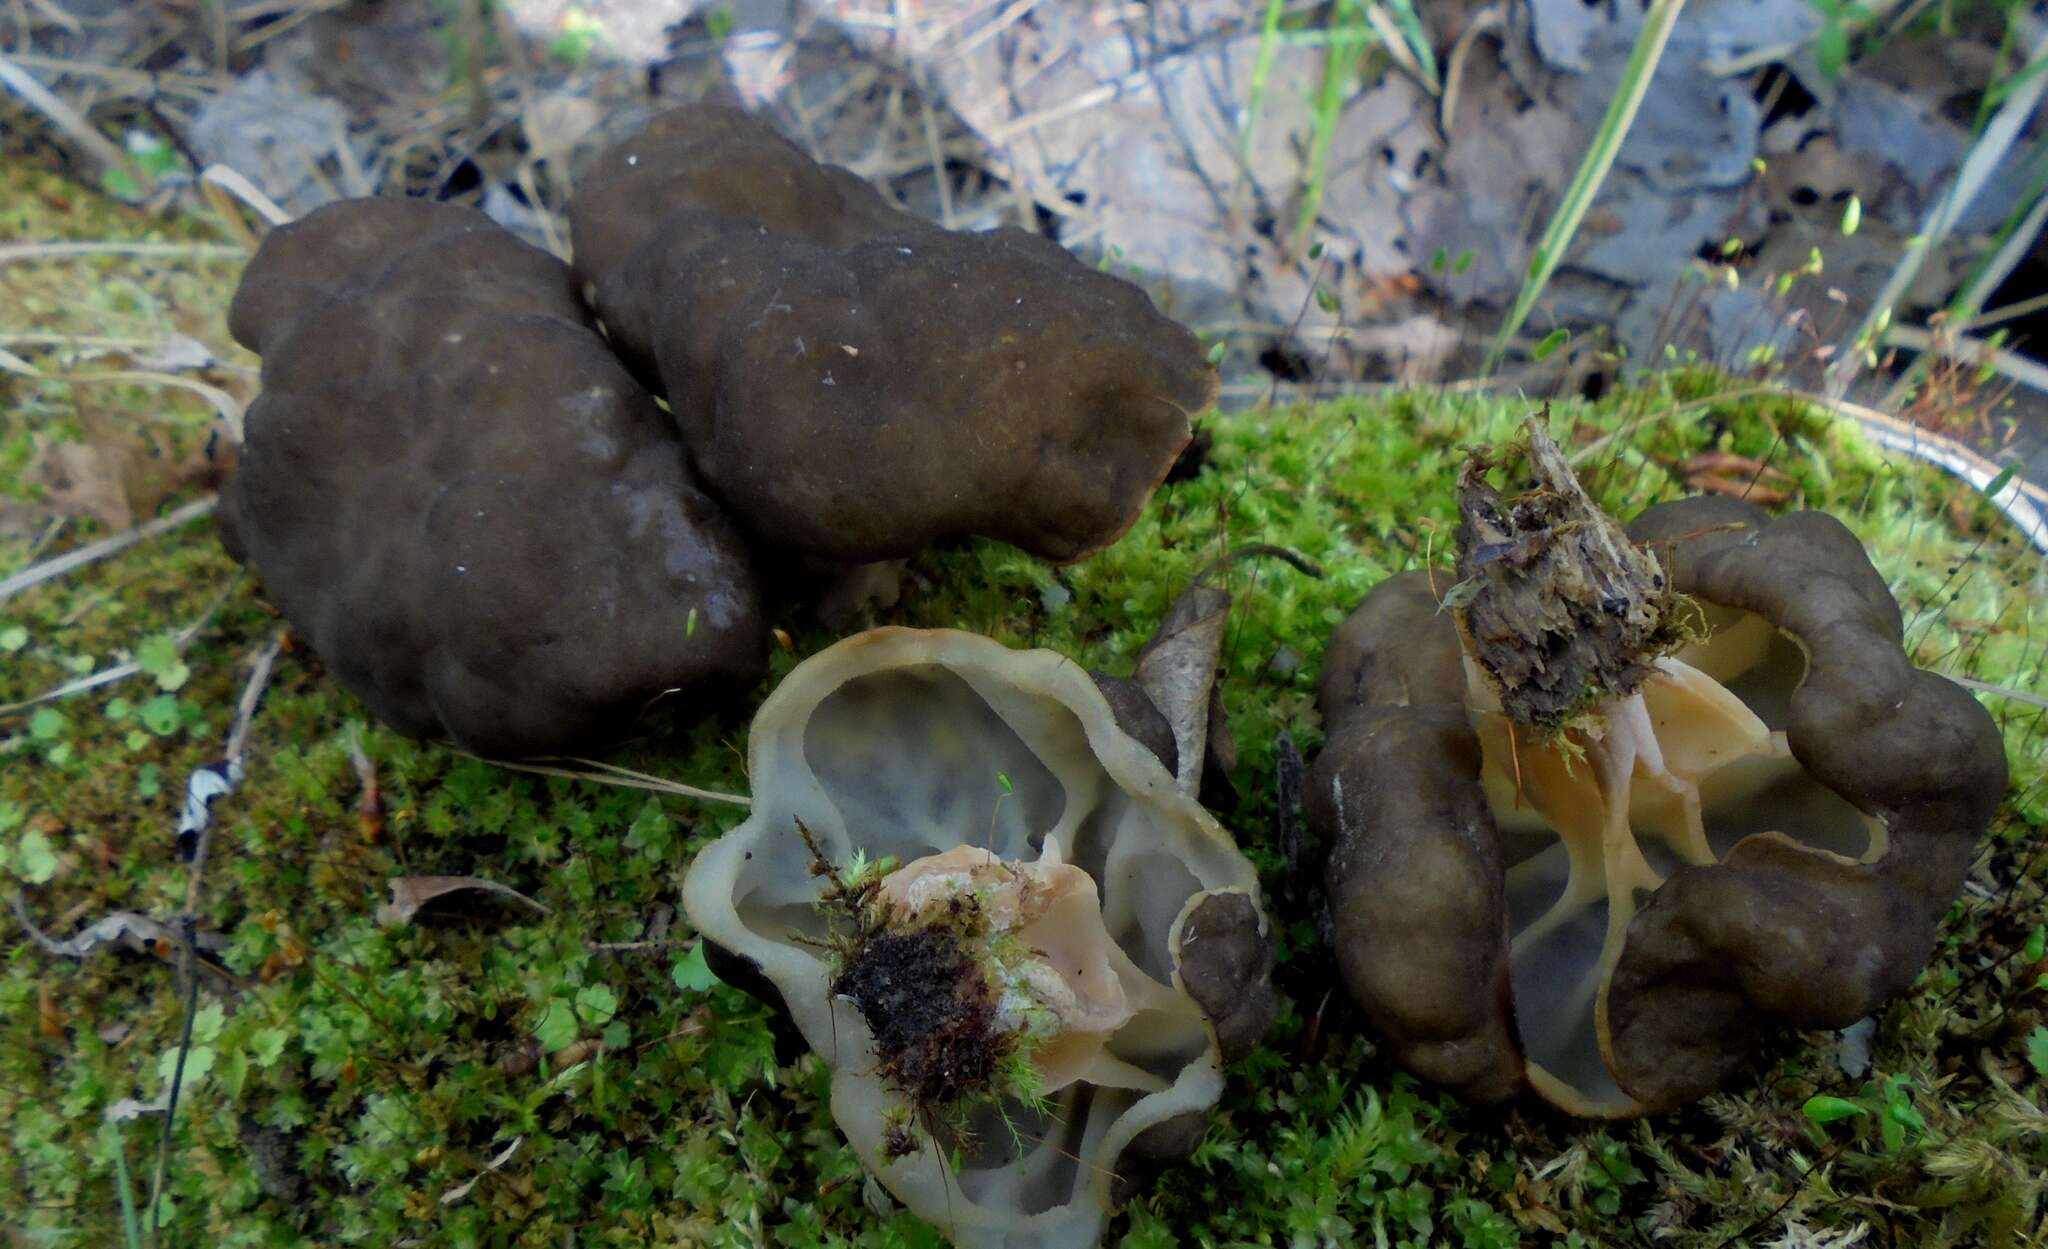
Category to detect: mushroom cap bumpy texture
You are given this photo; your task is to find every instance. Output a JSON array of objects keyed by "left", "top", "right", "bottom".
[
  {"left": 1307, "top": 496, "right": 2006, "bottom": 1115},
  {"left": 569, "top": 104, "right": 1215, "bottom": 565},
  {"left": 222, "top": 198, "right": 765, "bottom": 757},
  {"left": 682, "top": 628, "right": 1273, "bottom": 1249}
]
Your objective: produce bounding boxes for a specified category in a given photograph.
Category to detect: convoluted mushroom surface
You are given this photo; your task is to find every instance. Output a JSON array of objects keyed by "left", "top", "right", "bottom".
[
  {"left": 1310, "top": 484, "right": 2007, "bottom": 1116},
  {"left": 222, "top": 198, "right": 765, "bottom": 756},
  {"left": 569, "top": 104, "right": 1215, "bottom": 564},
  {"left": 682, "top": 628, "right": 1271, "bottom": 1248}
]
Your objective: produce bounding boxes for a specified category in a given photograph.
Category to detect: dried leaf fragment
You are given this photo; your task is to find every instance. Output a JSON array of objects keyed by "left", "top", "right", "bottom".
[{"left": 375, "top": 876, "right": 548, "bottom": 927}]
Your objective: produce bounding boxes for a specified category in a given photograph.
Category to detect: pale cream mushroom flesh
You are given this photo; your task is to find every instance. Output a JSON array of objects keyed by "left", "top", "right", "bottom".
[
  {"left": 1470, "top": 621, "right": 1885, "bottom": 1114},
  {"left": 682, "top": 627, "right": 1268, "bottom": 1249}
]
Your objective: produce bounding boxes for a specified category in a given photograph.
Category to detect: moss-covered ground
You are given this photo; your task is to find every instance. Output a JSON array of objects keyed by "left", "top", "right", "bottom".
[{"left": 4, "top": 170, "right": 2046, "bottom": 1249}]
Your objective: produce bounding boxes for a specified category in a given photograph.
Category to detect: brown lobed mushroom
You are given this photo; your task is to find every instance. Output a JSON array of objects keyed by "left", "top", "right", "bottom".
[
  {"left": 1307, "top": 424, "right": 2007, "bottom": 1115},
  {"left": 568, "top": 104, "right": 1216, "bottom": 565},
  {"left": 222, "top": 198, "right": 766, "bottom": 757}
]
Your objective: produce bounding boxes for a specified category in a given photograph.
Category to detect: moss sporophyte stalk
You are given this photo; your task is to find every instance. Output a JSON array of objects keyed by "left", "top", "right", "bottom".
[{"left": 799, "top": 821, "right": 1133, "bottom": 1156}]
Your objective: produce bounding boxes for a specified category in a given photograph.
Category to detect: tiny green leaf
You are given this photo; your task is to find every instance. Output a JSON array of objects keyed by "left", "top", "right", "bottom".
[
  {"left": 106, "top": 697, "right": 133, "bottom": 721},
  {"left": 15, "top": 828, "right": 59, "bottom": 884},
  {"left": 1984, "top": 464, "right": 2019, "bottom": 500},
  {"left": 1816, "top": 22, "right": 1849, "bottom": 78},
  {"left": 1841, "top": 194, "right": 1862, "bottom": 237},
  {"left": 2028, "top": 1027, "right": 2048, "bottom": 1078},
  {"left": 250, "top": 1027, "right": 288, "bottom": 1068},
  {"left": 575, "top": 984, "right": 619, "bottom": 1026},
  {"left": 1206, "top": 340, "right": 1227, "bottom": 364},
  {"left": 996, "top": 771, "right": 1014, "bottom": 795},
  {"left": 534, "top": 1000, "right": 579, "bottom": 1053},
  {"left": 1802, "top": 1095, "right": 1867, "bottom": 1124},
  {"left": 1452, "top": 249, "right": 1475, "bottom": 275},
  {"left": 1314, "top": 285, "right": 1339, "bottom": 313},
  {"left": 192, "top": 1003, "right": 225, "bottom": 1045},
  {"left": 136, "top": 636, "right": 177, "bottom": 676},
  {"left": 1532, "top": 328, "right": 1570, "bottom": 361},
  {"left": 101, "top": 168, "right": 142, "bottom": 200},
  {"left": 0, "top": 625, "right": 26, "bottom": 652},
  {"left": 1308, "top": 240, "right": 1325, "bottom": 260},
  {"left": 29, "top": 708, "right": 65, "bottom": 741},
  {"left": 137, "top": 764, "right": 161, "bottom": 799},
  {"left": 158, "top": 1043, "right": 217, "bottom": 1086},
  {"left": 1430, "top": 245, "right": 1449, "bottom": 273},
  {"left": 140, "top": 695, "right": 180, "bottom": 737},
  {"left": 671, "top": 944, "right": 722, "bottom": 994}
]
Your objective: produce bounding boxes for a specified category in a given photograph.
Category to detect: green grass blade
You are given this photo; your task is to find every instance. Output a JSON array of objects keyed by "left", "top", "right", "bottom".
[
  {"left": 107, "top": 1124, "right": 143, "bottom": 1249},
  {"left": 1835, "top": 19, "right": 2048, "bottom": 393},
  {"left": 1483, "top": 0, "right": 1688, "bottom": 376},
  {"left": 1371, "top": 0, "right": 1439, "bottom": 92},
  {"left": 1296, "top": 0, "right": 1376, "bottom": 245},
  {"left": 1238, "top": 0, "right": 1289, "bottom": 167}
]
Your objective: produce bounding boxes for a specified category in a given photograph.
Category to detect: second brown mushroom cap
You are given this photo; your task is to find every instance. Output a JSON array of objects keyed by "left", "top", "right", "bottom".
[{"left": 570, "top": 104, "right": 1218, "bottom": 565}]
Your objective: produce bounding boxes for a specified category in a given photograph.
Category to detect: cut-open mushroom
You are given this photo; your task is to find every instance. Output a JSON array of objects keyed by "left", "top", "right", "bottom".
[
  {"left": 1309, "top": 422, "right": 2006, "bottom": 1115},
  {"left": 683, "top": 628, "right": 1271, "bottom": 1247}
]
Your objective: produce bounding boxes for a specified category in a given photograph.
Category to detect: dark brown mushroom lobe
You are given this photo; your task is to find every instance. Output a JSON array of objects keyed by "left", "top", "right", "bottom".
[
  {"left": 1602, "top": 497, "right": 2006, "bottom": 1108},
  {"left": 221, "top": 198, "right": 766, "bottom": 757},
  {"left": 568, "top": 103, "right": 1216, "bottom": 566},
  {"left": 1307, "top": 570, "right": 1526, "bottom": 1104}
]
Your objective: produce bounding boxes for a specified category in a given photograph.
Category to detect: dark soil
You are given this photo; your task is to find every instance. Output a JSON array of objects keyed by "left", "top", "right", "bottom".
[{"left": 833, "top": 927, "right": 1008, "bottom": 1108}]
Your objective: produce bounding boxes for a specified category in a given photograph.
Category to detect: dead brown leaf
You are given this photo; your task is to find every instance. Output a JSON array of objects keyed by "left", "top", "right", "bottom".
[
  {"left": 1686, "top": 472, "right": 1792, "bottom": 507},
  {"left": 38, "top": 979, "right": 62, "bottom": 1039},
  {"left": 375, "top": 875, "right": 549, "bottom": 927},
  {"left": 1134, "top": 584, "right": 1230, "bottom": 799},
  {"left": 1677, "top": 450, "right": 1793, "bottom": 482},
  {"left": 26, "top": 417, "right": 230, "bottom": 530}
]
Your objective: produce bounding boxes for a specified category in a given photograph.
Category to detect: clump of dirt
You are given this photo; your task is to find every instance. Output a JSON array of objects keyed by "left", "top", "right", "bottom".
[
  {"left": 1451, "top": 409, "right": 1697, "bottom": 731},
  {"left": 833, "top": 926, "right": 1008, "bottom": 1107},
  {"left": 798, "top": 822, "right": 1023, "bottom": 1125}
]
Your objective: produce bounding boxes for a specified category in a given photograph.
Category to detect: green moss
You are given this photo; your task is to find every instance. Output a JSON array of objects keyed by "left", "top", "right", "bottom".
[{"left": 3, "top": 191, "right": 2045, "bottom": 1248}]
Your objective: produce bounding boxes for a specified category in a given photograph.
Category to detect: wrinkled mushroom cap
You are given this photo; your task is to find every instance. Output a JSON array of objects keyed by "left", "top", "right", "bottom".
[
  {"left": 569, "top": 104, "right": 1215, "bottom": 565},
  {"left": 1309, "top": 497, "right": 2006, "bottom": 1114},
  {"left": 222, "top": 198, "right": 766, "bottom": 757},
  {"left": 682, "top": 628, "right": 1270, "bottom": 1248}
]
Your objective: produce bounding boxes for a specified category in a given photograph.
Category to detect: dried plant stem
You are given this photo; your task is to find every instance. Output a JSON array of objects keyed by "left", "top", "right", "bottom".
[
  {"left": 0, "top": 497, "right": 218, "bottom": 604},
  {"left": 1831, "top": 20, "right": 2048, "bottom": 394},
  {"left": 0, "top": 51, "right": 149, "bottom": 192},
  {"left": 0, "top": 241, "right": 248, "bottom": 265},
  {"left": 477, "top": 755, "right": 751, "bottom": 807}
]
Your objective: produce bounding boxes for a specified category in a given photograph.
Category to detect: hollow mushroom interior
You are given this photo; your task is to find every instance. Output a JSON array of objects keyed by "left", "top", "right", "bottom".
[
  {"left": 718, "top": 659, "right": 1222, "bottom": 1224},
  {"left": 1473, "top": 608, "right": 1888, "bottom": 1115}
]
